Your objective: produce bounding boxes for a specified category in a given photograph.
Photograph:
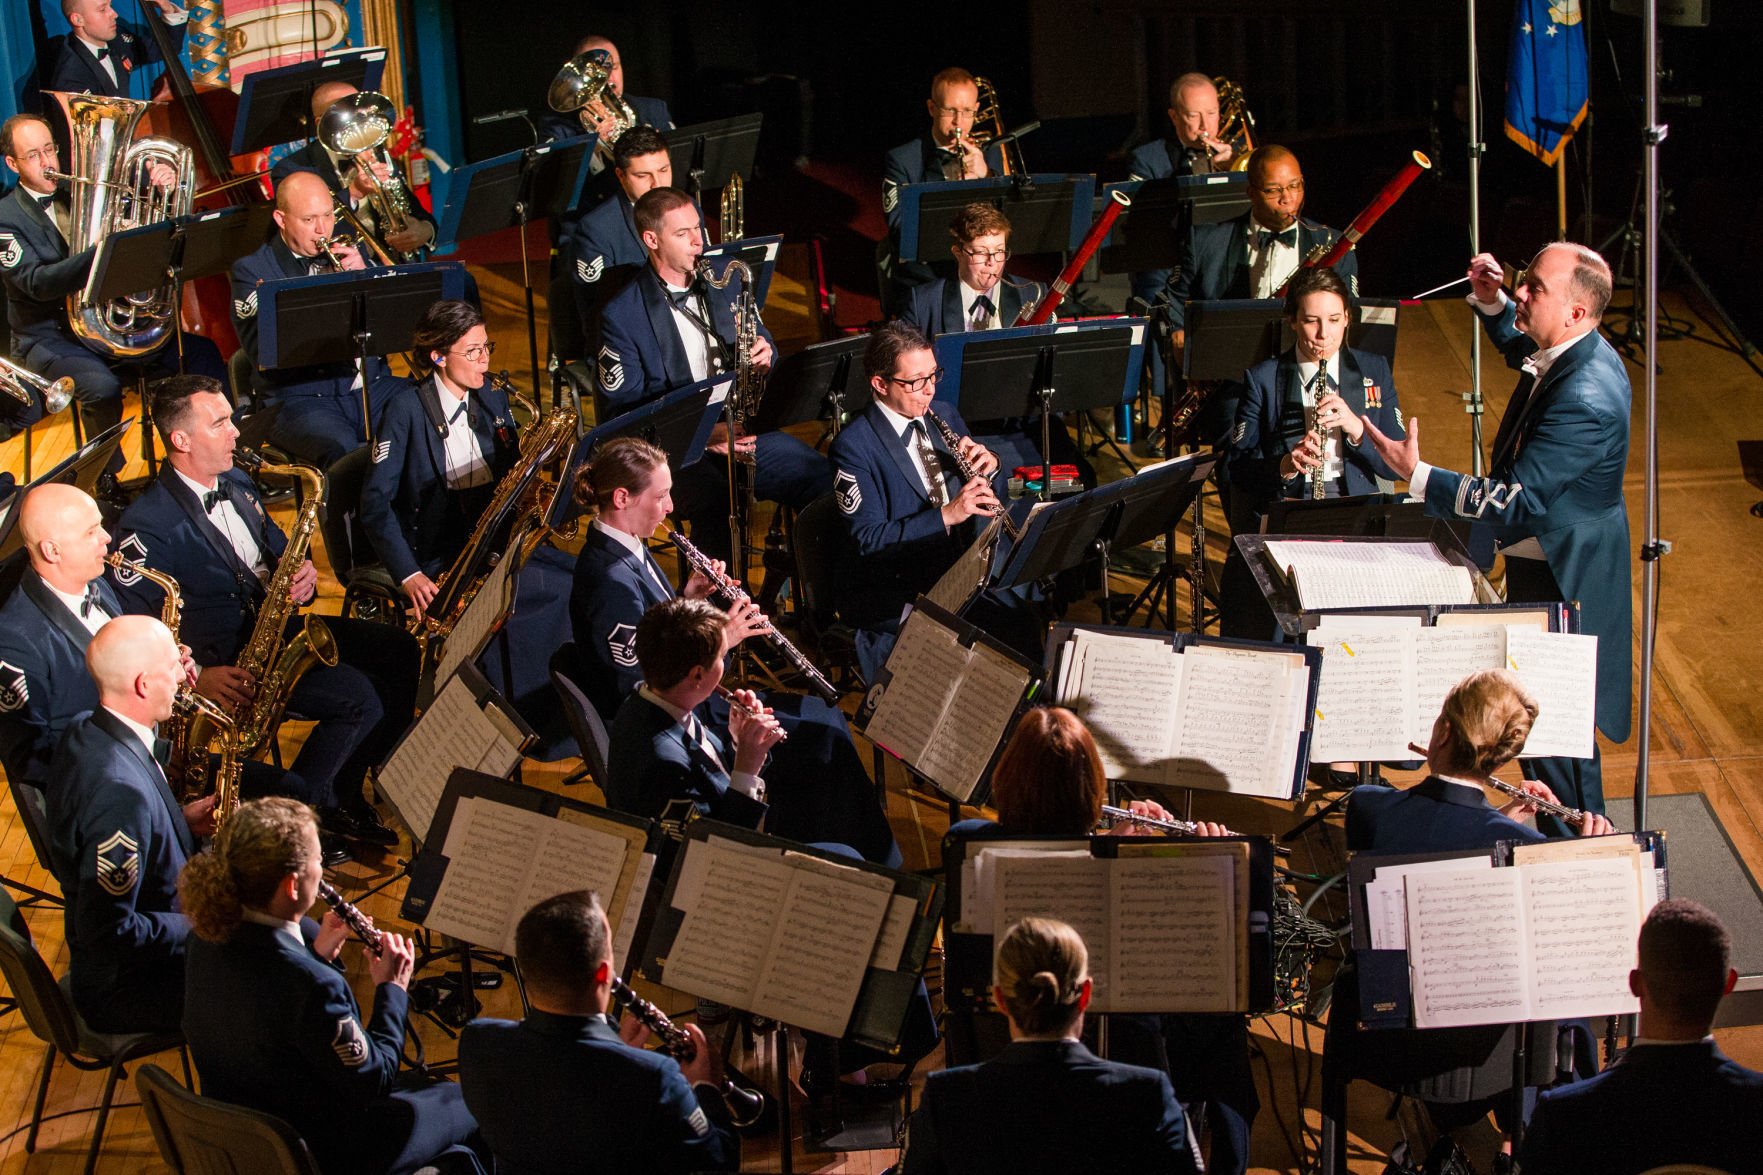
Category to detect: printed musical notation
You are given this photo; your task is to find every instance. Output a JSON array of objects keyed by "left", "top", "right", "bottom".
[
  {"left": 1263, "top": 539, "right": 1476, "bottom": 611},
  {"left": 376, "top": 674, "right": 523, "bottom": 844}
]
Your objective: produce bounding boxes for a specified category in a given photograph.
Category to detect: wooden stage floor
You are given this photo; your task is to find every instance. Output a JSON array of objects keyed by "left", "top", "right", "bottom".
[{"left": 2, "top": 262, "right": 1761, "bottom": 1173}]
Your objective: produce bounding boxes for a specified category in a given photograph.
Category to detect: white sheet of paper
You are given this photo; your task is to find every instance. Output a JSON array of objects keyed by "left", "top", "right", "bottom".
[{"left": 1507, "top": 629, "right": 1598, "bottom": 758}]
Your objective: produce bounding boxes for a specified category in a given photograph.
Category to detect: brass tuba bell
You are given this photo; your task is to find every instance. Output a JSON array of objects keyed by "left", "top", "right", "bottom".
[
  {"left": 319, "top": 90, "right": 416, "bottom": 252},
  {"left": 547, "top": 48, "right": 638, "bottom": 162}
]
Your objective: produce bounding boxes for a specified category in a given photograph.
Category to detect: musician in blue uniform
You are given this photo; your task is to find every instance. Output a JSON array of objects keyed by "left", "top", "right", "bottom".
[
  {"left": 561, "top": 125, "right": 676, "bottom": 355},
  {"left": 899, "top": 916, "right": 1202, "bottom": 1175},
  {"left": 877, "top": 67, "right": 1004, "bottom": 315},
  {"left": 230, "top": 170, "right": 405, "bottom": 466},
  {"left": 538, "top": 35, "right": 675, "bottom": 147},
  {"left": 1126, "top": 72, "right": 1239, "bottom": 307},
  {"left": 461, "top": 889, "right": 739, "bottom": 1175},
  {"left": 46, "top": 615, "right": 207, "bottom": 1034},
  {"left": 597, "top": 186, "right": 831, "bottom": 565},
  {"left": 827, "top": 321, "right": 1038, "bottom": 683},
  {"left": 110, "top": 375, "right": 418, "bottom": 848},
  {"left": 1521, "top": 900, "right": 1763, "bottom": 1175},
  {"left": 1363, "top": 243, "right": 1631, "bottom": 827},
  {"left": 359, "top": 299, "right": 520, "bottom": 617},
  {"left": 0, "top": 113, "right": 227, "bottom": 471},
  {"left": 179, "top": 798, "right": 485, "bottom": 1175},
  {"left": 47, "top": 0, "right": 188, "bottom": 100},
  {"left": 1219, "top": 266, "right": 1406, "bottom": 637}
]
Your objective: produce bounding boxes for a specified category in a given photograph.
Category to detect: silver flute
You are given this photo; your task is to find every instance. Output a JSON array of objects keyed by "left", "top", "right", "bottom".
[
  {"left": 921, "top": 408, "right": 1023, "bottom": 541},
  {"left": 1099, "top": 804, "right": 1233, "bottom": 837},
  {"left": 1483, "top": 775, "right": 1595, "bottom": 826}
]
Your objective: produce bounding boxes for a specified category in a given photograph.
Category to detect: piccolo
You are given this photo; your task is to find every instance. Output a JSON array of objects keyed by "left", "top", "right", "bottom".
[
  {"left": 921, "top": 408, "right": 1023, "bottom": 541},
  {"left": 316, "top": 879, "right": 384, "bottom": 956},
  {"left": 665, "top": 529, "right": 839, "bottom": 704},
  {"left": 714, "top": 685, "right": 785, "bottom": 741},
  {"left": 1405, "top": 741, "right": 1594, "bottom": 826},
  {"left": 609, "top": 976, "right": 767, "bottom": 1127}
]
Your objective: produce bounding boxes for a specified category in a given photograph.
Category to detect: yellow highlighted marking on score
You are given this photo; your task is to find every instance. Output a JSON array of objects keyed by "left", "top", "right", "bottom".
[
  {"left": 1315, "top": 709, "right": 1325, "bottom": 722},
  {"left": 1508, "top": 656, "right": 1519, "bottom": 669},
  {"left": 1341, "top": 643, "right": 1356, "bottom": 656}
]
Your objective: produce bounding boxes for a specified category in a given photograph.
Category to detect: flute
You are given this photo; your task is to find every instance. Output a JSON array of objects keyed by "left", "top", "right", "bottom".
[
  {"left": 1405, "top": 742, "right": 1594, "bottom": 826},
  {"left": 609, "top": 976, "right": 767, "bottom": 1127},
  {"left": 316, "top": 879, "right": 384, "bottom": 956},
  {"left": 921, "top": 408, "right": 1023, "bottom": 541},
  {"left": 714, "top": 685, "right": 786, "bottom": 741},
  {"left": 1098, "top": 804, "right": 1222, "bottom": 836}
]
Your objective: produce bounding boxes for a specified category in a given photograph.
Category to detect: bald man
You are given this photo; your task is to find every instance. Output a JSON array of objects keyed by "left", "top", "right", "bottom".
[
  {"left": 47, "top": 0, "right": 188, "bottom": 101},
  {"left": 229, "top": 170, "right": 405, "bottom": 465},
  {"left": 1125, "top": 73, "right": 1237, "bottom": 310},
  {"left": 46, "top": 615, "right": 206, "bottom": 1033}
]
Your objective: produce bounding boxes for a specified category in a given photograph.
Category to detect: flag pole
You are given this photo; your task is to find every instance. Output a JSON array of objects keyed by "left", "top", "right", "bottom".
[{"left": 1464, "top": 0, "right": 1486, "bottom": 477}]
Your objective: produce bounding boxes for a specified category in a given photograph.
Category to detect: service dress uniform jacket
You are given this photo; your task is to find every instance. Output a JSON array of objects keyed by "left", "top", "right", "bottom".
[
  {"left": 1345, "top": 776, "right": 1547, "bottom": 854},
  {"left": 1126, "top": 136, "right": 1214, "bottom": 305},
  {"left": 0, "top": 184, "right": 94, "bottom": 345},
  {"left": 564, "top": 190, "right": 649, "bottom": 341},
  {"left": 605, "top": 690, "right": 769, "bottom": 830},
  {"left": 460, "top": 1009, "right": 737, "bottom": 1175},
  {"left": 47, "top": 707, "right": 193, "bottom": 1034},
  {"left": 568, "top": 523, "right": 676, "bottom": 723},
  {"left": 0, "top": 571, "right": 120, "bottom": 794},
  {"left": 899, "top": 276, "right": 1043, "bottom": 338},
  {"left": 1165, "top": 211, "right": 1360, "bottom": 334},
  {"left": 595, "top": 264, "right": 776, "bottom": 412},
  {"left": 47, "top": 18, "right": 185, "bottom": 99}
]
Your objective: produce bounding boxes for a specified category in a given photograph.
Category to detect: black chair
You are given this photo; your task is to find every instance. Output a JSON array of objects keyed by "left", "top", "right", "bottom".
[
  {"left": 0, "top": 888, "right": 190, "bottom": 1175},
  {"left": 548, "top": 643, "right": 612, "bottom": 795},
  {"left": 2, "top": 777, "right": 63, "bottom": 909},
  {"left": 319, "top": 444, "right": 404, "bottom": 621},
  {"left": 136, "top": 1063, "right": 322, "bottom": 1174},
  {"left": 788, "top": 492, "right": 864, "bottom": 694}
]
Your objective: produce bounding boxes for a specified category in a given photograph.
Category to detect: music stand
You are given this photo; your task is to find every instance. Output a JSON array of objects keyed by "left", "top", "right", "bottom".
[
  {"left": 1738, "top": 440, "right": 1763, "bottom": 517},
  {"left": 935, "top": 319, "right": 1146, "bottom": 501},
  {"left": 256, "top": 261, "right": 466, "bottom": 446},
  {"left": 1234, "top": 531, "right": 1495, "bottom": 640},
  {"left": 229, "top": 47, "right": 388, "bottom": 155},
  {"left": 547, "top": 375, "right": 734, "bottom": 531},
  {"left": 1096, "top": 174, "right": 1249, "bottom": 276},
  {"left": 663, "top": 114, "right": 763, "bottom": 198},
  {"left": 898, "top": 174, "right": 1095, "bottom": 264},
  {"left": 0, "top": 418, "right": 131, "bottom": 565},
  {"left": 699, "top": 234, "right": 782, "bottom": 310},
  {"left": 750, "top": 333, "right": 870, "bottom": 436}
]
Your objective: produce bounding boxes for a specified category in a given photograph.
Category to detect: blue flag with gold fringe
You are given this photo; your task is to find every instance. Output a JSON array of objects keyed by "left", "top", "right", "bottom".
[{"left": 1505, "top": 0, "right": 1590, "bottom": 166}]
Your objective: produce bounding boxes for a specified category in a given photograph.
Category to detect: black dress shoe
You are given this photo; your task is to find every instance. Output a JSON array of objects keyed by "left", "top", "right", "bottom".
[
  {"left": 319, "top": 834, "right": 353, "bottom": 868},
  {"left": 342, "top": 805, "right": 398, "bottom": 846}
]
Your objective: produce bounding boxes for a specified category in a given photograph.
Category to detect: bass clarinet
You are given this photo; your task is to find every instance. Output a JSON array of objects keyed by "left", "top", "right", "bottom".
[
  {"left": 609, "top": 976, "right": 767, "bottom": 1128},
  {"left": 666, "top": 529, "right": 839, "bottom": 704},
  {"left": 921, "top": 408, "right": 1023, "bottom": 542},
  {"left": 316, "top": 879, "right": 384, "bottom": 956}
]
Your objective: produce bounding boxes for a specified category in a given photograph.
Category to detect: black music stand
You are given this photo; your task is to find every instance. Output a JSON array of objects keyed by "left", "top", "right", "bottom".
[
  {"left": 547, "top": 375, "right": 734, "bottom": 531},
  {"left": 1097, "top": 174, "right": 1249, "bottom": 277},
  {"left": 898, "top": 174, "right": 1094, "bottom": 264},
  {"left": 229, "top": 47, "right": 388, "bottom": 155},
  {"left": 750, "top": 333, "right": 870, "bottom": 437},
  {"left": 257, "top": 261, "right": 466, "bottom": 446},
  {"left": 936, "top": 320, "right": 1146, "bottom": 501},
  {"left": 0, "top": 418, "right": 131, "bottom": 570},
  {"left": 664, "top": 114, "right": 763, "bottom": 198},
  {"left": 699, "top": 234, "right": 782, "bottom": 309}
]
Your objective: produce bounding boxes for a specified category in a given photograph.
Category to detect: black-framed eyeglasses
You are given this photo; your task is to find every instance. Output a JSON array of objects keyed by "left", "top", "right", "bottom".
[
  {"left": 1255, "top": 178, "right": 1305, "bottom": 198},
  {"left": 450, "top": 341, "right": 497, "bottom": 362},
  {"left": 882, "top": 368, "right": 944, "bottom": 393},
  {"left": 959, "top": 247, "right": 1009, "bottom": 263}
]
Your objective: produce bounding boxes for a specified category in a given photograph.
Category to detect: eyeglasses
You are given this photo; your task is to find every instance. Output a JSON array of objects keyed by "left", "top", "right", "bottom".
[
  {"left": 934, "top": 106, "right": 979, "bottom": 119},
  {"left": 1255, "top": 179, "right": 1306, "bottom": 198},
  {"left": 16, "top": 146, "right": 58, "bottom": 164},
  {"left": 450, "top": 341, "right": 497, "bottom": 362},
  {"left": 883, "top": 368, "right": 944, "bottom": 393},
  {"left": 959, "top": 247, "right": 1009, "bottom": 263}
]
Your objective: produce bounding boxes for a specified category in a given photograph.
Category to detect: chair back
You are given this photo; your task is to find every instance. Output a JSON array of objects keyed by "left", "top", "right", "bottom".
[
  {"left": 320, "top": 445, "right": 379, "bottom": 583},
  {"left": 548, "top": 644, "right": 613, "bottom": 793},
  {"left": 0, "top": 888, "right": 84, "bottom": 1055},
  {"left": 790, "top": 492, "right": 844, "bottom": 636},
  {"left": 135, "top": 1063, "right": 321, "bottom": 1175},
  {"left": 5, "top": 778, "right": 59, "bottom": 879}
]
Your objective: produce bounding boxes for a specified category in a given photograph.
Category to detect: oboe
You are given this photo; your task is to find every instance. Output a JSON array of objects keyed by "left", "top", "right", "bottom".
[
  {"left": 714, "top": 685, "right": 786, "bottom": 741},
  {"left": 921, "top": 408, "right": 1023, "bottom": 541},
  {"left": 665, "top": 529, "right": 839, "bottom": 704},
  {"left": 316, "top": 879, "right": 384, "bottom": 956},
  {"left": 609, "top": 976, "right": 767, "bottom": 1127},
  {"left": 1404, "top": 742, "right": 1596, "bottom": 827}
]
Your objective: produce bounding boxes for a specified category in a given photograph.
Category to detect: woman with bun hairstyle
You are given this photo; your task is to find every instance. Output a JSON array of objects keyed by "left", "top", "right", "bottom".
[{"left": 897, "top": 917, "right": 1202, "bottom": 1175}]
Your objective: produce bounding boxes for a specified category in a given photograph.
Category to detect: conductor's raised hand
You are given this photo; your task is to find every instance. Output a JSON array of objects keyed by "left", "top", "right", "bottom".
[
  {"left": 941, "top": 476, "right": 999, "bottom": 529},
  {"left": 1468, "top": 253, "right": 1505, "bottom": 307},
  {"left": 1362, "top": 414, "right": 1420, "bottom": 482}
]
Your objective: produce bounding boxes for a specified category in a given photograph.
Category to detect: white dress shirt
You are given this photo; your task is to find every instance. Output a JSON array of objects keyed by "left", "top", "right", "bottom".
[
  {"left": 1295, "top": 352, "right": 1346, "bottom": 490},
  {"left": 960, "top": 280, "right": 1000, "bottom": 331},
  {"left": 874, "top": 400, "right": 955, "bottom": 505},
  {"left": 49, "top": 579, "right": 111, "bottom": 636},
  {"left": 1248, "top": 222, "right": 1300, "bottom": 299},
  {"left": 437, "top": 387, "right": 492, "bottom": 489},
  {"left": 175, "top": 468, "right": 266, "bottom": 580},
  {"left": 241, "top": 907, "right": 307, "bottom": 951},
  {"left": 664, "top": 282, "right": 715, "bottom": 383}
]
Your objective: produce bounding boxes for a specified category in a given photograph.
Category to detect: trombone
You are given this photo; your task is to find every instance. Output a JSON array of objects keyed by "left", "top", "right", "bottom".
[{"left": 0, "top": 354, "right": 75, "bottom": 412}]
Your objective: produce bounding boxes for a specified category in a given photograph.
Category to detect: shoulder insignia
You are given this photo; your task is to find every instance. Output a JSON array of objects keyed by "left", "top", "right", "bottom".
[
  {"left": 0, "top": 233, "right": 20, "bottom": 269},
  {"left": 607, "top": 622, "right": 639, "bottom": 667},
  {"left": 576, "top": 254, "right": 605, "bottom": 284},
  {"left": 0, "top": 661, "right": 28, "bottom": 712},
  {"left": 233, "top": 288, "right": 257, "bottom": 319},
  {"left": 373, "top": 440, "right": 391, "bottom": 464},
  {"left": 110, "top": 533, "right": 149, "bottom": 587},
  {"left": 1231, "top": 419, "right": 1248, "bottom": 445},
  {"left": 882, "top": 181, "right": 899, "bottom": 215},
  {"left": 686, "top": 1105, "right": 710, "bottom": 1137},
  {"left": 598, "top": 344, "right": 625, "bottom": 393},
  {"left": 1348, "top": 272, "right": 1360, "bottom": 298},
  {"left": 833, "top": 469, "right": 862, "bottom": 515},
  {"left": 331, "top": 1016, "right": 369, "bottom": 1067},
  {"left": 95, "top": 830, "right": 140, "bottom": 897}
]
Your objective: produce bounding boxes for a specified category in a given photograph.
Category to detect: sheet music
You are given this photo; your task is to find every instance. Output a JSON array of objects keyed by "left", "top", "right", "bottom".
[
  {"left": 1263, "top": 540, "right": 1475, "bottom": 611},
  {"left": 663, "top": 839, "right": 794, "bottom": 1010},
  {"left": 1108, "top": 854, "right": 1237, "bottom": 1012},
  {"left": 1522, "top": 858, "right": 1642, "bottom": 1019},
  {"left": 920, "top": 641, "right": 1032, "bottom": 802},
  {"left": 862, "top": 613, "right": 965, "bottom": 764},
  {"left": 377, "top": 674, "right": 521, "bottom": 844},
  {"left": 1168, "top": 646, "right": 1303, "bottom": 798},
  {"left": 869, "top": 893, "right": 918, "bottom": 969},
  {"left": 553, "top": 805, "right": 651, "bottom": 949},
  {"left": 1365, "top": 856, "right": 1493, "bottom": 950},
  {"left": 1412, "top": 625, "right": 1508, "bottom": 742},
  {"left": 1406, "top": 867, "right": 1532, "bottom": 1028},
  {"left": 1506, "top": 630, "right": 1598, "bottom": 758},
  {"left": 992, "top": 854, "right": 1114, "bottom": 1003},
  {"left": 750, "top": 855, "right": 893, "bottom": 1037},
  {"left": 1306, "top": 625, "right": 1419, "bottom": 762},
  {"left": 926, "top": 515, "right": 1001, "bottom": 615},
  {"left": 610, "top": 853, "right": 655, "bottom": 970},
  {"left": 959, "top": 842, "right": 1090, "bottom": 934},
  {"left": 1058, "top": 631, "right": 1180, "bottom": 785},
  {"left": 436, "top": 548, "right": 520, "bottom": 688}
]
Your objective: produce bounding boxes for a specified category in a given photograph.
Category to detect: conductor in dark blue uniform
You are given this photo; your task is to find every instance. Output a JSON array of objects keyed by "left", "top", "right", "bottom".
[
  {"left": 1126, "top": 72, "right": 1240, "bottom": 308},
  {"left": 230, "top": 170, "right": 405, "bottom": 466},
  {"left": 1521, "top": 899, "right": 1763, "bottom": 1175},
  {"left": 1363, "top": 243, "right": 1632, "bottom": 825},
  {"left": 560, "top": 125, "right": 676, "bottom": 357},
  {"left": 0, "top": 113, "right": 226, "bottom": 462},
  {"left": 180, "top": 798, "right": 484, "bottom": 1175},
  {"left": 46, "top": 615, "right": 206, "bottom": 1034},
  {"left": 47, "top": 0, "right": 188, "bottom": 100},
  {"left": 596, "top": 185, "right": 831, "bottom": 565},
  {"left": 461, "top": 888, "right": 737, "bottom": 1175},
  {"left": 899, "top": 915, "right": 1202, "bottom": 1175}
]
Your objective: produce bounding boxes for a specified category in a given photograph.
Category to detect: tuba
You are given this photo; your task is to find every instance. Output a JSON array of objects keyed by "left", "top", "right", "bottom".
[
  {"left": 1211, "top": 76, "right": 1257, "bottom": 173},
  {"left": 547, "top": 48, "right": 637, "bottom": 162},
  {"left": 49, "top": 91, "right": 194, "bottom": 359},
  {"left": 319, "top": 91, "right": 416, "bottom": 260}
]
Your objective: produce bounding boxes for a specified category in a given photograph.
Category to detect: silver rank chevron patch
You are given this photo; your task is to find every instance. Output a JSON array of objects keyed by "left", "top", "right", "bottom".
[
  {"left": 882, "top": 181, "right": 899, "bottom": 215},
  {"left": 233, "top": 288, "right": 257, "bottom": 319},
  {"left": 95, "top": 830, "right": 140, "bottom": 897},
  {"left": 833, "top": 470, "right": 862, "bottom": 515},
  {"left": 0, "top": 232, "right": 20, "bottom": 269},
  {"left": 576, "top": 254, "right": 605, "bottom": 283},
  {"left": 110, "top": 533, "right": 149, "bottom": 586},
  {"left": 373, "top": 440, "right": 391, "bottom": 464},
  {"left": 598, "top": 344, "right": 625, "bottom": 392},
  {"left": 331, "top": 1016, "right": 369, "bottom": 1067},
  {"left": 0, "top": 661, "right": 27, "bottom": 712},
  {"left": 607, "top": 622, "right": 639, "bottom": 667}
]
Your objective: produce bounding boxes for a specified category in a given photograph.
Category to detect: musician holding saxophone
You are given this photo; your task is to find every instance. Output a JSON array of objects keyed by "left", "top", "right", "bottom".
[
  {"left": 461, "top": 890, "right": 739, "bottom": 1175},
  {"left": 109, "top": 375, "right": 419, "bottom": 849}
]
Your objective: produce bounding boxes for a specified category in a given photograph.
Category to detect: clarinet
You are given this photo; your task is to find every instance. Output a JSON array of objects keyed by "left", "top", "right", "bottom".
[
  {"left": 714, "top": 684, "right": 787, "bottom": 741},
  {"left": 316, "top": 879, "right": 384, "bottom": 956},
  {"left": 609, "top": 976, "right": 767, "bottom": 1128},
  {"left": 665, "top": 529, "right": 839, "bottom": 704},
  {"left": 921, "top": 408, "right": 1023, "bottom": 541}
]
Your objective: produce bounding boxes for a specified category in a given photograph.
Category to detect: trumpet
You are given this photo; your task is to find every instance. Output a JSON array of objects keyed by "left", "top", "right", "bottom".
[
  {"left": 609, "top": 976, "right": 767, "bottom": 1129},
  {"left": 921, "top": 408, "right": 1022, "bottom": 542},
  {"left": 714, "top": 684, "right": 786, "bottom": 742},
  {"left": 0, "top": 354, "right": 75, "bottom": 412},
  {"left": 316, "top": 879, "right": 384, "bottom": 956}
]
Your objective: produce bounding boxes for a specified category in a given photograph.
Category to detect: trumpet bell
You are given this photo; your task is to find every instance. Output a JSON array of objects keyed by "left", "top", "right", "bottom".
[{"left": 319, "top": 91, "right": 396, "bottom": 155}]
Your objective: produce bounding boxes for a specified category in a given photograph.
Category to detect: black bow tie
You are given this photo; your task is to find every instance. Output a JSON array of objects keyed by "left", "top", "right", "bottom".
[
  {"left": 80, "top": 585, "right": 102, "bottom": 619},
  {"left": 1257, "top": 226, "right": 1298, "bottom": 250},
  {"left": 95, "top": 46, "right": 111, "bottom": 62},
  {"left": 202, "top": 488, "right": 226, "bottom": 513},
  {"left": 35, "top": 191, "right": 57, "bottom": 208},
  {"left": 666, "top": 282, "right": 701, "bottom": 310}
]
